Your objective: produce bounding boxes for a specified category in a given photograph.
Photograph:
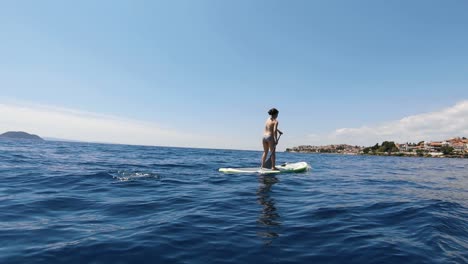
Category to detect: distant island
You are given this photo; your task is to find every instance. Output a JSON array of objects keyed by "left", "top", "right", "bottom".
[
  {"left": 0, "top": 131, "right": 44, "bottom": 141},
  {"left": 286, "top": 137, "right": 468, "bottom": 159}
]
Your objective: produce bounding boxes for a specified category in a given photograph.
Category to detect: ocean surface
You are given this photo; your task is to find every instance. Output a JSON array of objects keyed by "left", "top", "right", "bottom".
[{"left": 0, "top": 139, "right": 467, "bottom": 264}]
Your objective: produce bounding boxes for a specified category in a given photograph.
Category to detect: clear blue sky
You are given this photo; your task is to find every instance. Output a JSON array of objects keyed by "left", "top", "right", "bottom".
[{"left": 1, "top": 0, "right": 467, "bottom": 149}]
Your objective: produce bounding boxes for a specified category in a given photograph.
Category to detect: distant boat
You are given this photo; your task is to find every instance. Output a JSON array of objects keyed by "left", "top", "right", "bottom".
[{"left": 0, "top": 131, "right": 44, "bottom": 141}]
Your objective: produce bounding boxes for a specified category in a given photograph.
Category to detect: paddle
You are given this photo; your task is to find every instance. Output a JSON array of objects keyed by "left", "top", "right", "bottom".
[{"left": 264, "top": 131, "right": 282, "bottom": 169}]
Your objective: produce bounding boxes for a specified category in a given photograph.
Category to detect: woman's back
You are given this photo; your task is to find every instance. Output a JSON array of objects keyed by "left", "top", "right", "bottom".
[{"left": 264, "top": 118, "right": 277, "bottom": 136}]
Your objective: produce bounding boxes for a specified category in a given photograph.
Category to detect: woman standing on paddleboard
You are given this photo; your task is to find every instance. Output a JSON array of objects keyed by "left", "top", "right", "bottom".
[{"left": 261, "top": 108, "right": 282, "bottom": 170}]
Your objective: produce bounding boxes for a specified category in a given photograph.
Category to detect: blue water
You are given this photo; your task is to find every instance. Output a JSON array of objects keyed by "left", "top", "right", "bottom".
[{"left": 0, "top": 139, "right": 467, "bottom": 264}]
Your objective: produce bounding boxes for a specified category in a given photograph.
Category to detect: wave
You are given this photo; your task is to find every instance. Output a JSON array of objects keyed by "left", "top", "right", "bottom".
[{"left": 1, "top": 140, "right": 467, "bottom": 264}]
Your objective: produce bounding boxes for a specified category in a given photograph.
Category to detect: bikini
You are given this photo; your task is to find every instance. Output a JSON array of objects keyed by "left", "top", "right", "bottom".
[{"left": 263, "top": 134, "right": 274, "bottom": 143}]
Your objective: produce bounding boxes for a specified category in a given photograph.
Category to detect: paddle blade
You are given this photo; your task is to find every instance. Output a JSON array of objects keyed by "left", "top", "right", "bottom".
[{"left": 264, "top": 155, "right": 272, "bottom": 169}]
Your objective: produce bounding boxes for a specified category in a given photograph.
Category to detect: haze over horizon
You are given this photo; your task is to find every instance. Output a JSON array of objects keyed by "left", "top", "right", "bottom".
[{"left": 1, "top": 1, "right": 467, "bottom": 150}]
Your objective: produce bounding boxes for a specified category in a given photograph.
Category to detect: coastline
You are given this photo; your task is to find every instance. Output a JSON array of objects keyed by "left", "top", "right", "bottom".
[
  {"left": 285, "top": 150, "right": 468, "bottom": 159},
  {"left": 286, "top": 138, "right": 468, "bottom": 159}
]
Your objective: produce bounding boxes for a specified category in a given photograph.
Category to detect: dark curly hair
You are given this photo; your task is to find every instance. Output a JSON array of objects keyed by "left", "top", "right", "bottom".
[{"left": 268, "top": 108, "right": 279, "bottom": 116}]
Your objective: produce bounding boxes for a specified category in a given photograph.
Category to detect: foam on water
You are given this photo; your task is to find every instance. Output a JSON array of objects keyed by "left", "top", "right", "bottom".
[{"left": 112, "top": 171, "right": 160, "bottom": 182}]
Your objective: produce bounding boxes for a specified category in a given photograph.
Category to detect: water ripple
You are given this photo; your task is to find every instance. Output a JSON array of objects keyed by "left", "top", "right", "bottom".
[{"left": 0, "top": 141, "right": 467, "bottom": 263}]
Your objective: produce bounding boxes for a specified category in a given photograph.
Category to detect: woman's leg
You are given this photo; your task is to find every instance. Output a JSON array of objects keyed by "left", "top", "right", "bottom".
[
  {"left": 261, "top": 139, "right": 269, "bottom": 168},
  {"left": 269, "top": 141, "right": 277, "bottom": 169}
]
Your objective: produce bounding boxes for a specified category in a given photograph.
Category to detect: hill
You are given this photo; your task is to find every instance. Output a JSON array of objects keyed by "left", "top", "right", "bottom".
[{"left": 0, "top": 131, "right": 44, "bottom": 141}]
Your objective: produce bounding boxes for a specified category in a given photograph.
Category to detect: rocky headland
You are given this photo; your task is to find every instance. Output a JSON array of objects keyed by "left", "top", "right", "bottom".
[{"left": 0, "top": 131, "right": 44, "bottom": 141}]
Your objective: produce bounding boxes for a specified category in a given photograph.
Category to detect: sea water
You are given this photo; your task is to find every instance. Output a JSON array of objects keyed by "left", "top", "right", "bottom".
[{"left": 0, "top": 139, "right": 467, "bottom": 263}]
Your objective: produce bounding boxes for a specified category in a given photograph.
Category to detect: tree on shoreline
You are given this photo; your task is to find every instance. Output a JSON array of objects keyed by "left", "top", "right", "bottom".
[
  {"left": 379, "top": 141, "right": 399, "bottom": 153},
  {"left": 363, "top": 142, "right": 398, "bottom": 154},
  {"left": 440, "top": 145, "right": 454, "bottom": 155}
]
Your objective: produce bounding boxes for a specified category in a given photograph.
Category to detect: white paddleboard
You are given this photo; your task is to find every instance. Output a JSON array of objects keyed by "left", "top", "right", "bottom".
[{"left": 219, "top": 161, "right": 309, "bottom": 174}]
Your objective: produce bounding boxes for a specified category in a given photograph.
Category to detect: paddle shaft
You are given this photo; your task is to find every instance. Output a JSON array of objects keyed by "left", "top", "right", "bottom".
[
  {"left": 276, "top": 131, "right": 282, "bottom": 145},
  {"left": 264, "top": 131, "right": 283, "bottom": 169}
]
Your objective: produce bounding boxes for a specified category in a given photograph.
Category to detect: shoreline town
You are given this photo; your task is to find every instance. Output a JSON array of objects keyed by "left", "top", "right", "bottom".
[{"left": 286, "top": 137, "right": 468, "bottom": 159}]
